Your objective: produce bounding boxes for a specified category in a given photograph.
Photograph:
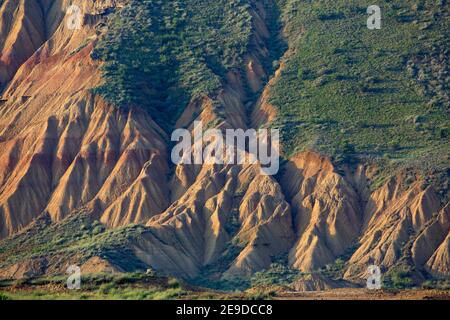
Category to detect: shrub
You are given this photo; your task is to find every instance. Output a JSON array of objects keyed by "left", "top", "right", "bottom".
[
  {"left": 167, "top": 278, "right": 180, "bottom": 289},
  {"left": 92, "top": 225, "right": 105, "bottom": 235},
  {"left": 422, "top": 279, "right": 450, "bottom": 290},
  {"left": 0, "top": 292, "right": 11, "bottom": 300},
  {"left": 246, "top": 290, "right": 275, "bottom": 300},
  {"left": 251, "top": 263, "right": 299, "bottom": 287},
  {"left": 385, "top": 266, "right": 415, "bottom": 289}
]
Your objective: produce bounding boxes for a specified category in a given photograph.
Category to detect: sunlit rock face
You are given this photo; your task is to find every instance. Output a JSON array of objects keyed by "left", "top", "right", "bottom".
[{"left": 0, "top": 0, "right": 448, "bottom": 282}]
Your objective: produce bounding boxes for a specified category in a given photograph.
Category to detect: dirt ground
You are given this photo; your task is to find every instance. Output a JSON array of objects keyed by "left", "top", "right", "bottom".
[{"left": 276, "top": 288, "right": 450, "bottom": 300}]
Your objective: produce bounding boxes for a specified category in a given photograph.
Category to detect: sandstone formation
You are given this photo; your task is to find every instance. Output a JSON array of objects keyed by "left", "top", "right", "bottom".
[{"left": 0, "top": 0, "right": 448, "bottom": 285}]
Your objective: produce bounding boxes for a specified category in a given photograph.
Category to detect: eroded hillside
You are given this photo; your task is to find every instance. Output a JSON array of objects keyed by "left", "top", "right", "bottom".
[{"left": 0, "top": 0, "right": 448, "bottom": 291}]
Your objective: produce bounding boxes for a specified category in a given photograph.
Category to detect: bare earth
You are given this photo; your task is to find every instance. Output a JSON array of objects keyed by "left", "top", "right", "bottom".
[{"left": 277, "top": 289, "right": 450, "bottom": 300}]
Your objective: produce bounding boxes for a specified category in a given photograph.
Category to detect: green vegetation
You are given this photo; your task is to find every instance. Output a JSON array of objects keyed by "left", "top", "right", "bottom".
[
  {"left": 245, "top": 290, "right": 276, "bottom": 300},
  {"left": 1, "top": 0, "right": 449, "bottom": 297},
  {"left": 92, "top": 0, "right": 256, "bottom": 127},
  {"left": 191, "top": 243, "right": 251, "bottom": 291},
  {"left": 270, "top": 0, "right": 449, "bottom": 180},
  {"left": 318, "top": 258, "right": 347, "bottom": 279},
  {"left": 422, "top": 278, "right": 450, "bottom": 290},
  {"left": 0, "top": 214, "right": 148, "bottom": 271},
  {"left": 0, "top": 273, "right": 270, "bottom": 300},
  {"left": 0, "top": 273, "right": 189, "bottom": 300},
  {"left": 384, "top": 265, "right": 415, "bottom": 289},
  {"left": 91, "top": 0, "right": 448, "bottom": 190},
  {"left": 251, "top": 263, "right": 299, "bottom": 287},
  {"left": 317, "top": 242, "right": 360, "bottom": 279},
  {"left": 0, "top": 292, "right": 11, "bottom": 300}
]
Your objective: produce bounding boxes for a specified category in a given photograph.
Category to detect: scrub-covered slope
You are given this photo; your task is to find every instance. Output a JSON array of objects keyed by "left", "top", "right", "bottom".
[{"left": 272, "top": 0, "right": 449, "bottom": 170}]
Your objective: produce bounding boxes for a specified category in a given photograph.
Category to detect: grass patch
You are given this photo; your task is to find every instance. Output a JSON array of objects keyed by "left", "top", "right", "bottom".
[
  {"left": 270, "top": 0, "right": 449, "bottom": 188},
  {"left": 0, "top": 213, "right": 149, "bottom": 272}
]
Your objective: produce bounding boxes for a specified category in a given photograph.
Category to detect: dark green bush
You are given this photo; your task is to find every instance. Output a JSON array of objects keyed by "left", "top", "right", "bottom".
[
  {"left": 0, "top": 292, "right": 11, "bottom": 300},
  {"left": 421, "top": 279, "right": 450, "bottom": 290},
  {"left": 384, "top": 266, "right": 415, "bottom": 289},
  {"left": 251, "top": 263, "right": 299, "bottom": 287}
]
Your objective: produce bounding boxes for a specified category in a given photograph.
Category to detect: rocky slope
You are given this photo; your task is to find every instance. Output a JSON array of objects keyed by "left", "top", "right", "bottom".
[{"left": 0, "top": 0, "right": 448, "bottom": 289}]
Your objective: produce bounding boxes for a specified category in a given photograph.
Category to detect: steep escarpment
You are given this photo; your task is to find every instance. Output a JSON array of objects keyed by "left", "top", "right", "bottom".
[
  {"left": 414, "top": 203, "right": 450, "bottom": 276},
  {"left": 129, "top": 163, "right": 295, "bottom": 279},
  {"left": 0, "top": 0, "right": 168, "bottom": 239},
  {"left": 0, "top": 0, "right": 448, "bottom": 289},
  {"left": 344, "top": 174, "right": 447, "bottom": 281},
  {"left": 281, "top": 152, "right": 364, "bottom": 271},
  {"left": 0, "top": 0, "right": 291, "bottom": 274},
  {"left": 0, "top": 0, "right": 48, "bottom": 88}
]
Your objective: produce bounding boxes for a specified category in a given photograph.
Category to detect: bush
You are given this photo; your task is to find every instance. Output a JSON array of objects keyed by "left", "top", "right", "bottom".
[
  {"left": 0, "top": 292, "right": 11, "bottom": 300},
  {"left": 422, "top": 279, "right": 450, "bottom": 290},
  {"left": 385, "top": 266, "right": 415, "bottom": 289},
  {"left": 251, "top": 263, "right": 299, "bottom": 287},
  {"left": 246, "top": 290, "right": 275, "bottom": 300},
  {"left": 92, "top": 225, "right": 105, "bottom": 235},
  {"left": 167, "top": 278, "right": 180, "bottom": 289}
]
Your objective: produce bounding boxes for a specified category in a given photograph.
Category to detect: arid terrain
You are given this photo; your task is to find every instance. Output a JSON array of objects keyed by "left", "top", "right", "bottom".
[
  {"left": 0, "top": 0, "right": 448, "bottom": 299},
  {"left": 0, "top": 273, "right": 448, "bottom": 300}
]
